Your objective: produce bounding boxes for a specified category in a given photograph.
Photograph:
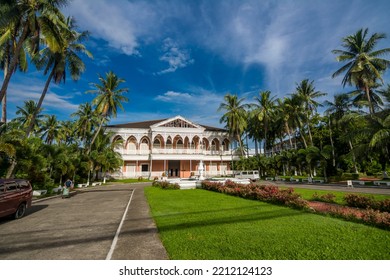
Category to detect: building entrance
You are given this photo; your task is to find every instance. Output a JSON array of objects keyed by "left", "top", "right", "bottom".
[{"left": 168, "top": 160, "right": 180, "bottom": 177}]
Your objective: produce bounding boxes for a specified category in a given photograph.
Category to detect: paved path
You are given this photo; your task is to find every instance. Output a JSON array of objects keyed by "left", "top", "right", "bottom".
[
  {"left": 0, "top": 183, "right": 168, "bottom": 260},
  {"left": 266, "top": 181, "right": 390, "bottom": 195}
]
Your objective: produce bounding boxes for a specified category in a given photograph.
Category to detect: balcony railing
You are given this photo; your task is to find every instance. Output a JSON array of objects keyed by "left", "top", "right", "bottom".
[{"left": 115, "top": 148, "right": 233, "bottom": 156}]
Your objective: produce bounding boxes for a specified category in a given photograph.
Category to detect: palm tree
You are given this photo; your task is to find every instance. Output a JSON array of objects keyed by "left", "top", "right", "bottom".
[
  {"left": 0, "top": 0, "right": 70, "bottom": 106},
  {"left": 332, "top": 28, "right": 390, "bottom": 115},
  {"left": 324, "top": 93, "right": 353, "bottom": 167},
  {"left": 284, "top": 94, "right": 307, "bottom": 148},
  {"left": 0, "top": 18, "right": 28, "bottom": 123},
  {"left": 40, "top": 115, "right": 61, "bottom": 144},
  {"left": 71, "top": 102, "right": 99, "bottom": 148},
  {"left": 376, "top": 83, "right": 390, "bottom": 109},
  {"left": 218, "top": 93, "right": 248, "bottom": 156},
  {"left": 251, "top": 91, "right": 276, "bottom": 155},
  {"left": 276, "top": 97, "right": 295, "bottom": 149},
  {"left": 26, "top": 16, "right": 92, "bottom": 137},
  {"left": 294, "top": 79, "right": 326, "bottom": 146},
  {"left": 13, "top": 100, "right": 44, "bottom": 133},
  {"left": 366, "top": 114, "right": 390, "bottom": 178},
  {"left": 87, "top": 71, "right": 129, "bottom": 154}
]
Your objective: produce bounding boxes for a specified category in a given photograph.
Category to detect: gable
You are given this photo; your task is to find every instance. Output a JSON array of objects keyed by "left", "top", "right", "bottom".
[{"left": 151, "top": 116, "right": 203, "bottom": 129}]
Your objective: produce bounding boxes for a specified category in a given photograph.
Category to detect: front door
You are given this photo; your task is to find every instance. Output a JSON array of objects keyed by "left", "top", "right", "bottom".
[{"left": 168, "top": 160, "right": 180, "bottom": 177}]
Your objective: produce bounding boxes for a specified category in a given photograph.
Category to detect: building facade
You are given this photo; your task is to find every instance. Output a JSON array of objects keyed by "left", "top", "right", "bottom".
[{"left": 106, "top": 116, "right": 239, "bottom": 179}]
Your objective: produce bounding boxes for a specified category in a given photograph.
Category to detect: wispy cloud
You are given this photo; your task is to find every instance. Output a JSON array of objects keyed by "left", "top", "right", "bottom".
[
  {"left": 155, "top": 38, "right": 194, "bottom": 75},
  {"left": 6, "top": 76, "right": 81, "bottom": 119},
  {"left": 153, "top": 88, "right": 224, "bottom": 127},
  {"left": 65, "top": 0, "right": 159, "bottom": 55}
]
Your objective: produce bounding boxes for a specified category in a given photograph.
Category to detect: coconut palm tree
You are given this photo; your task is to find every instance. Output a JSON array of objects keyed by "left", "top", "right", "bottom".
[
  {"left": 365, "top": 114, "right": 390, "bottom": 178},
  {"left": 87, "top": 71, "right": 129, "bottom": 154},
  {"left": 276, "top": 97, "right": 295, "bottom": 149},
  {"left": 13, "top": 100, "right": 44, "bottom": 133},
  {"left": 71, "top": 102, "right": 99, "bottom": 148},
  {"left": 0, "top": 19, "right": 28, "bottom": 123},
  {"left": 0, "top": 0, "right": 70, "bottom": 105},
  {"left": 26, "top": 16, "right": 92, "bottom": 137},
  {"left": 40, "top": 115, "right": 61, "bottom": 145},
  {"left": 218, "top": 93, "right": 248, "bottom": 156},
  {"left": 332, "top": 28, "right": 390, "bottom": 115},
  {"left": 251, "top": 91, "right": 276, "bottom": 156},
  {"left": 294, "top": 79, "right": 326, "bottom": 146},
  {"left": 287, "top": 93, "right": 308, "bottom": 148}
]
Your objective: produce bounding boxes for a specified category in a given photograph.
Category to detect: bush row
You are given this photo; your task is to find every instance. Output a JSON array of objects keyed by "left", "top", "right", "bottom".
[
  {"left": 344, "top": 194, "right": 390, "bottom": 213},
  {"left": 152, "top": 180, "right": 180, "bottom": 190},
  {"left": 312, "top": 202, "right": 390, "bottom": 230},
  {"left": 312, "top": 193, "right": 336, "bottom": 203},
  {"left": 201, "top": 180, "right": 309, "bottom": 210}
]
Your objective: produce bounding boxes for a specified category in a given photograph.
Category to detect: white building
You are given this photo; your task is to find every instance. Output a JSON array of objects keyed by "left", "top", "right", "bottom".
[{"left": 106, "top": 115, "right": 240, "bottom": 179}]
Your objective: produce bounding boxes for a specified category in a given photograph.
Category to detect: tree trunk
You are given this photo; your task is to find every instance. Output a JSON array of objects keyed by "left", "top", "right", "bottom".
[
  {"left": 328, "top": 118, "right": 336, "bottom": 167},
  {"left": 0, "top": 24, "right": 29, "bottom": 103},
  {"left": 26, "top": 69, "right": 55, "bottom": 137},
  {"left": 1, "top": 46, "right": 9, "bottom": 124},
  {"left": 364, "top": 85, "right": 374, "bottom": 115},
  {"left": 306, "top": 117, "right": 313, "bottom": 146},
  {"left": 286, "top": 122, "right": 293, "bottom": 149},
  {"left": 87, "top": 117, "right": 106, "bottom": 154},
  {"left": 254, "top": 140, "right": 259, "bottom": 156},
  {"left": 6, "top": 160, "right": 17, "bottom": 179},
  {"left": 348, "top": 139, "right": 359, "bottom": 173}
]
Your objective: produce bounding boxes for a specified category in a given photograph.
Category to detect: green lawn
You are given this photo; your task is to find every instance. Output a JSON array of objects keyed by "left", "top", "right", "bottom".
[
  {"left": 145, "top": 187, "right": 390, "bottom": 260},
  {"left": 280, "top": 187, "right": 390, "bottom": 205}
]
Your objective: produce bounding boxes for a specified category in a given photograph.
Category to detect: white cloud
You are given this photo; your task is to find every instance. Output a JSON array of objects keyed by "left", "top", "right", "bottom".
[
  {"left": 65, "top": 0, "right": 158, "bottom": 55},
  {"left": 152, "top": 88, "right": 225, "bottom": 127},
  {"left": 155, "top": 38, "right": 194, "bottom": 74},
  {"left": 6, "top": 77, "right": 80, "bottom": 119},
  {"left": 154, "top": 90, "right": 193, "bottom": 103}
]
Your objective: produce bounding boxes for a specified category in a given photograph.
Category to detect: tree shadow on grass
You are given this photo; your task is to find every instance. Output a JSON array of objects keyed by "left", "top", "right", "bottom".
[{"left": 127, "top": 205, "right": 305, "bottom": 235}]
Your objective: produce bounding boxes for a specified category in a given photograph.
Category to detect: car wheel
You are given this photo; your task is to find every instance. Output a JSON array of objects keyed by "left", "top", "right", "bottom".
[{"left": 14, "top": 203, "right": 26, "bottom": 219}]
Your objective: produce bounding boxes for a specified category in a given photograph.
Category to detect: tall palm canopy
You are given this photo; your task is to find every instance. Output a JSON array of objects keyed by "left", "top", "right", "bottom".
[
  {"left": 88, "top": 71, "right": 129, "bottom": 119},
  {"left": 332, "top": 28, "right": 390, "bottom": 114},
  {"left": 87, "top": 71, "right": 129, "bottom": 154},
  {"left": 25, "top": 16, "right": 92, "bottom": 137},
  {"left": 218, "top": 93, "right": 248, "bottom": 155},
  {"left": 251, "top": 90, "right": 276, "bottom": 152},
  {"left": 0, "top": 0, "right": 71, "bottom": 105}
]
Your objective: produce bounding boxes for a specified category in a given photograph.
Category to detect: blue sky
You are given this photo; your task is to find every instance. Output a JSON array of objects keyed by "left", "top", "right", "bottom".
[{"left": 3, "top": 0, "right": 390, "bottom": 128}]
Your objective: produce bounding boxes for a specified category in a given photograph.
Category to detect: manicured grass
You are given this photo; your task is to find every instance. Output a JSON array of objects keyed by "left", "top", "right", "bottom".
[
  {"left": 145, "top": 187, "right": 390, "bottom": 260},
  {"left": 280, "top": 187, "right": 390, "bottom": 205}
]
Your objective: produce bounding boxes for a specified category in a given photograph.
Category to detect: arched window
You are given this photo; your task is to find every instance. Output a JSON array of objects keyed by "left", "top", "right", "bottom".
[
  {"left": 140, "top": 138, "right": 150, "bottom": 153},
  {"left": 153, "top": 138, "right": 161, "bottom": 148}
]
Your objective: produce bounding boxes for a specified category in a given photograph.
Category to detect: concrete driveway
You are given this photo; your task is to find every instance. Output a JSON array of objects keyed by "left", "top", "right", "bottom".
[{"left": 0, "top": 183, "right": 168, "bottom": 260}]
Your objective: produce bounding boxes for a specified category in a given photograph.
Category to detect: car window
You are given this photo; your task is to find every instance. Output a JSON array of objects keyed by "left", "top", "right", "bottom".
[
  {"left": 18, "top": 180, "right": 30, "bottom": 190},
  {"left": 0, "top": 184, "right": 5, "bottom": 193},
  {"left": 5, "top": 182, "right": 18, "bottom": 192}
]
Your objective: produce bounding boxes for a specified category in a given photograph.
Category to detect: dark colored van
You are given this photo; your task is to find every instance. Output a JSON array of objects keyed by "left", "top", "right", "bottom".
[{"left": 0, "top": 179, "right": 33, "bottom": 219}]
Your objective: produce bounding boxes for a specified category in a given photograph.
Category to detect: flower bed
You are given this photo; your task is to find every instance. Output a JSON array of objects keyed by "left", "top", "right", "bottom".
[
  {"left": 152, "top": 180, "right": 180, "bottom": 190},
  {"left": 201, "top": 180, "right": 390, "bottom": 230},
  {"left": 201, "top": 180, "right": 308, "bottom": 210},
  {"left": 308, "top": 201, "right": 390, "bottom": 229}
]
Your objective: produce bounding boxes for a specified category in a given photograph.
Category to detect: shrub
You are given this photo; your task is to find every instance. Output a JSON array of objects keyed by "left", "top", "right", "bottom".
[
  {"left": 138, "top": 176, "right": 144, "bottom": 181},
  {"left": 341, "top": 173, "right": 359, "bottom": 180},
  {"left": 361, "top": 209, "right": 390, "bottom": 229},
  {"left": 344, "top": 194, "right": 377, "bottom": 210},
  {"left": 153, "top": 180, "right": 180, "bottom": 190},
  {"left": 378, "top": 199, "right": 390, "bottom": 213},
  {"left": 201, "top": 181, "right": 308, "bottom": 210},
  {"left": 312, "top": 192, "right": 336, "bottom": 203}
]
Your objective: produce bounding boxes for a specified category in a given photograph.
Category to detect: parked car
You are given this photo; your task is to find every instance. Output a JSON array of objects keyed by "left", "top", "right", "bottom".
[
  {"left": 234, "top": 170, "right": 260, "bottom": 181},
  {"left": 0, "top": 179, "right": 33, "bottom": 219}
]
